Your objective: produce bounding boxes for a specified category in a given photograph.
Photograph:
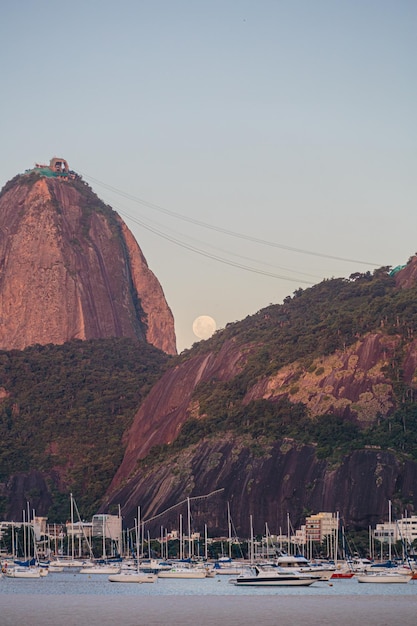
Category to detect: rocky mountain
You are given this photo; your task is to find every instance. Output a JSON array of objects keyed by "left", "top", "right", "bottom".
[
  {"left": 102, "top": 261, "right": 417, "bottom": 534},
  {"left": 0, "top": 167, "right": 176, "bottom": 354},
  {"left": 2, "top": 161, "right": 417, "bottom": 537}
]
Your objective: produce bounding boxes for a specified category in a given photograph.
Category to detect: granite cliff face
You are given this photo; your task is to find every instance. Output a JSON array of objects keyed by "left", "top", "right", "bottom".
[
  {"left": 104, "top": 260, "right": 417, "bottom": 532},
  {"left": 107, "top": 332, "right": 401, "bottom": 493},
  {"left": 109, "top": 339, "right": 251, "bottom": 492},
  {"left": 105, "top": 436, "right": 417, "bottom": 535},
  {"left": 3, "top": 175, "right": 417, "bottom": 536},
  {"left": 0, "top": 173, "right": 176, "bottom": 353}
]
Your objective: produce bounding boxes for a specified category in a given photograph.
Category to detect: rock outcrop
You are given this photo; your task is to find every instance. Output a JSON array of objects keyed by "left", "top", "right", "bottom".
[
  {"left": 0, "top": 172, "right": 176, "bottom": 353},
  {"left": 108, "top": 339, "right": 251, "bottom": 490},
  {"left": 105, "top": 434, "right": 417, "bottom": 535},
  {"left": 105, "top": 327, "right": 417, "bottom": 532},
  {"left": 107, "top": 331, "right": 402, "bottom": 495}
]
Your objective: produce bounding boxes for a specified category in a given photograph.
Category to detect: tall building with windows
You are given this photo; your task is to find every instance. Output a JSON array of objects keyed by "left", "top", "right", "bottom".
[
  {"left": 305, "top": 512, "right": 338, "bottom": 542},
  {"left": 92, "top": 514, "right": 122, "bottom": 544},
  {"left": 396, "top": 516, "right": 417, "bottom": 545}
]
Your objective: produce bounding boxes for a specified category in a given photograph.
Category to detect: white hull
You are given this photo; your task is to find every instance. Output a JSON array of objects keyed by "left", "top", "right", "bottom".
[
  {"left": 357, "top": 573, "right": 411, "bottom": 584},
  {"left": 158, "top": 569, "right": 207, "bottom": 579},
  {"left": 80, "top": 566, "right": 120, "bottom": 575},
  {"left": 215, "top": 567, "right": 246, "bottom": 575},
  {"left": 108, "top": 572, "right": 156, "bottom": 583},
  {"left": 50, "top": 559, "right": 91, "bottom": 568},
  {"left": 4, "top": 567, "right": 42, "bottom": 579}
]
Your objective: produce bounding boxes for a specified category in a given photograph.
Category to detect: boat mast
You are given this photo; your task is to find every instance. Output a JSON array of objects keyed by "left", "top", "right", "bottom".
[
  {"left": 187, "top": 497, "right": 192, "bottom": 559},
  {"left": 27, "top": 502, "right": 31, "bottom": 559},
  {"left": 137, "top": 506, "right": 141, "bottom": 561},
  {"left": 388, "top": 499, "right": 392, "bottom": 562},
  {"left": 287, "top": 513, "right": 291, "bottom": 556},
  {"left": 227, "top": 502, "right": 232, "bottom": 559},
  {"left": 22, "top": 509, "right": 26, "bottom": 561},
  {"left": 70, "top": 493, "right": 75, "bottom": 561},
  {"left": 249, "top": 514, "right": 254, "bottom": 564},
  {"left": 335, "top": 512, "right": 339, "bottom": 568},
  {"left": 102, "top": 516, "right": 106, "bottom": 560}
]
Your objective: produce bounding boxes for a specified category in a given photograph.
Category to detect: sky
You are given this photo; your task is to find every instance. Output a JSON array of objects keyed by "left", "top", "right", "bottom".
[{"left": 1, "top": 1, "right": 416, "bottom": 352}]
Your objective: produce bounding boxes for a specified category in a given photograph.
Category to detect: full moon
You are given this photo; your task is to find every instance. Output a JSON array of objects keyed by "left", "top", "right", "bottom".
[{"left": 192, "top": 315, "right": 216, "bottom": 340}]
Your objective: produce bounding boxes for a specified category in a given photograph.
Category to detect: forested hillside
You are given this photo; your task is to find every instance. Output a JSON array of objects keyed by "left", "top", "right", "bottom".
[
  {"left": 0, "top": 338, "right": 169, "bottom": 520},
  {"left": 3, "top": 264, "right": 417, "bottom": 532},
  {"left": 104, "top": 264, "right": 417, "bottom": 532}
]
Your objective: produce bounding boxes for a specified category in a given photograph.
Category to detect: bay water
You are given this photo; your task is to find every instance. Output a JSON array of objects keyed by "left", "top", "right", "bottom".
[{"left": 1, "top": 572, "right": 417, "bottom": 625}]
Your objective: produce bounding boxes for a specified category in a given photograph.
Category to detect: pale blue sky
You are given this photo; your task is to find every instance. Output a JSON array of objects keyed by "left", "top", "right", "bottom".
[{"left": 1, "top": 1, "right": 416, "bottom": 351}]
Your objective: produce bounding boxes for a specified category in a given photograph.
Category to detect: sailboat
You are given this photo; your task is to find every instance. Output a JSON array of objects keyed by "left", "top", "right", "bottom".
[
  {"left": 51, "top": 494, "right": 93, "bottom": 569},
  {"left": 357, "top": 501, "right": 412, "bottom": 583},
  {"left": 356, "top": 571, "right": 412, "bottom": 583},
  {"left": 4, "top": 565, "right": 42, "bottom": 579},
  {"left": 108, "top": 568, "right": 157, "bottom": 583},
  {"left": 80, "top": 514, "right": 120, "bottom": 574},
  {"left": 108, "top": 507, "right": 156, "bottom": 583},
  {"left": 6, "top": 507, "right": 48, "bottom": 578}
]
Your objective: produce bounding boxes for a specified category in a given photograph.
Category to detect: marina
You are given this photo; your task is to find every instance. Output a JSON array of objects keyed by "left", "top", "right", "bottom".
[{"left": 1, "top": 570, "right": 417, "bottom": 626}]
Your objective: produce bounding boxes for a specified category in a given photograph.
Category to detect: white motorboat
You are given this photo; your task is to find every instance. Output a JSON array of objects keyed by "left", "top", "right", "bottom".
[
  {"left": 108, "top": 571, "right": 156, "bottom": 583},
  {"left": 276, "top": 554, "right": 334, "bottom": 580},
  {"left": 231, "top": 565, "right": 318, "bottom": 587},
  {"left": 348, "top": 557, "right": 373, "bottom": 572},
  {"left": 158, "top": 566, "right": 208, "bottom": 579},
  {"left": 213, "top": 558, "right": 247, "bottom": 576}
]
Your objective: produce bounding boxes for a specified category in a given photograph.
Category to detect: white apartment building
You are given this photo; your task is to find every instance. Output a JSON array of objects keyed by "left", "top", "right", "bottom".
[
  {"left": 305, "top": 512, "right": 338, "bottom": 542},
  {"left": 396, "top": 516, "right": 417, "bottom": 544},
  {"left": 92, "top": 514, "right": 122, "bottom": 543},
  {"left": 374, "top": 522, "right": 397, "bottom": 543}
]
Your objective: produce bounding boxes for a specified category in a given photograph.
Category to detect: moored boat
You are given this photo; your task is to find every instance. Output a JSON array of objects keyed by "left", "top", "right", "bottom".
[
  {"left": 108, "top": 571, "right": 156, "bottom": 583},
  {"left": 230, "top": 565, "right": 318, "bottom": 587},
  {"left": 4, "top": 566, "right": 43, "bottom": 579},
  {"left": 331, "top": 570, "right": 355, "bottom": 579},
  {"left": 356, "top": 572, "right": 412, "bottom": 584},
  {"left": 138, "top": 559, "right": 172, "bottom": 573},
  {"left": 158, "top": 566, "right": 208, "bottom": 579},
  {"left": 276, "top": 554, "right": 334, "bottom": 580},
  {"left": 49, "top": 558, "right": 91, "bottom": 569},
  {"left": 79, "top": 564, "right": 120, "bottom": 575},
  {"left": 213, "top": 558, "right": 246, "bottom": 576}
]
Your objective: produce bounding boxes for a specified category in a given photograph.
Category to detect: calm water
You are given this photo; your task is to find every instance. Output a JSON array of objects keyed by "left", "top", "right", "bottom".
[{"left": 1, "top": 572, "right": 417, "bottom": 625}]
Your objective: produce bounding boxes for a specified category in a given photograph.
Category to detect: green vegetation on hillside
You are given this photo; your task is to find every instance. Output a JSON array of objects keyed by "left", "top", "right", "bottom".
[
  {"left": 144, "top": 395, "right": 417, "bottom": 469},
  {"left": 150, "top": 267, "right": 417, "bottom": 467},
  {"left": 0, "top": 338, "right": 169, "bottom": 520},
  {"left": 3, "top": 265, "right": 417, "bottom": 520}
]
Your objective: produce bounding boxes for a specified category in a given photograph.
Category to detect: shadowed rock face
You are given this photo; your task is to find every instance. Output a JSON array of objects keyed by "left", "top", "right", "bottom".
[
  {"left": 0, "top": 175, "right": 176, "bottom": 354},
  {"left": 105, "top": 435, "right": 417, "bottom": 535}
]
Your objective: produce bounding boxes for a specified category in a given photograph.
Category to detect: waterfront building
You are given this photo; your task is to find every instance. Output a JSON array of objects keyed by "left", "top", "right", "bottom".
[
  {"left": 396, "top": 516, "right": 417, "bottom": 545},
  {"left": 374, "top": 522, "right": 397, "bottom": 544},
  {"left": 305, "top": 512, "right": 338, "bottom": 542}
]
